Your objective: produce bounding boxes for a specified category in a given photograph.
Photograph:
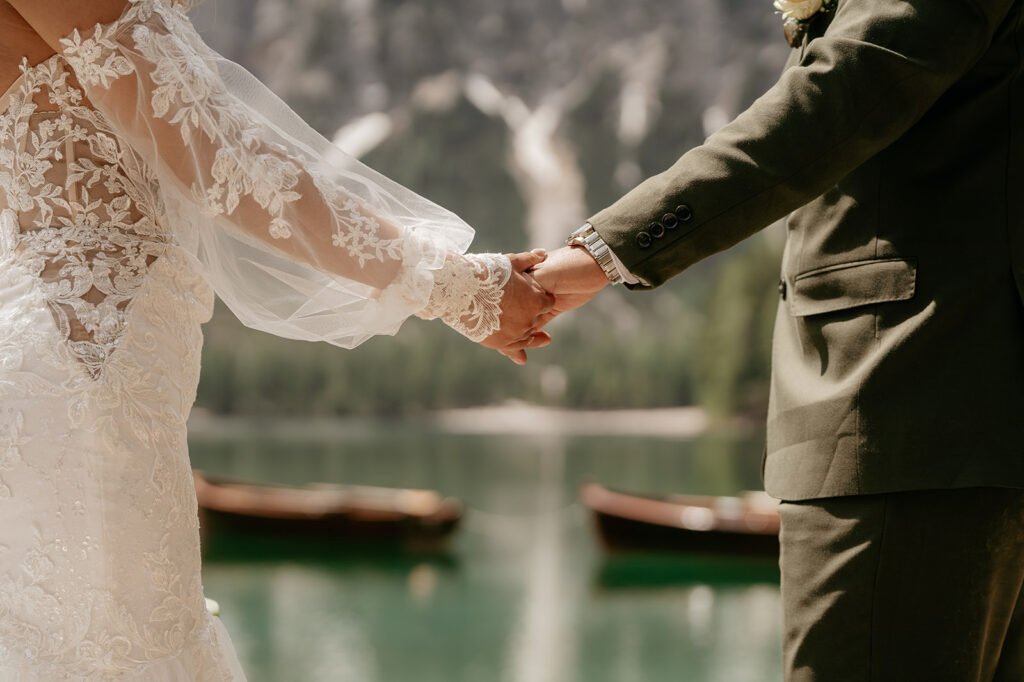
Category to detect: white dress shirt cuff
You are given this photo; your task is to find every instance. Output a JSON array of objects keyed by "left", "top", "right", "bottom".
[{"left": 607, "top": 248, "right": 643, "bottom": 286}]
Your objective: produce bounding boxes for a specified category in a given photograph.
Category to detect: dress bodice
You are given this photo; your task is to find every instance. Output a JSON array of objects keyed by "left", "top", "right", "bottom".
[
  {"left": 0, "top": 51, "right": 234, "bottom": 680},
  {"left": 0, "top": 54, "right": 201, "bottom": 380}
]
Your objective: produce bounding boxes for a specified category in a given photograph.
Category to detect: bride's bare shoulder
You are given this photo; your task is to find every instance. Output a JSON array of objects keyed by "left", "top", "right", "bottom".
[
  {"left": 0, "top": 0, "right": 131, "bottom": 94},
  {"left": 0, "top": 1, "right": 55, "bottom": 94},
  {"left": 5, "top": 1, "right": 131, "bottom": 47}
]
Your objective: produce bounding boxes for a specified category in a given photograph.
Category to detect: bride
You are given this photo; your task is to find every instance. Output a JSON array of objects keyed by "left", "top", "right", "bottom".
[{"left": 0, "top": 0, "right": 556, "bottom": 678}]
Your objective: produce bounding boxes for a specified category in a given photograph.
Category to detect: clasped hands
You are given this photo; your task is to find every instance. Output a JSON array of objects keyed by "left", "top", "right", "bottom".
[{"left": 481, "top": 246, "right": 611, "bottom": 364}]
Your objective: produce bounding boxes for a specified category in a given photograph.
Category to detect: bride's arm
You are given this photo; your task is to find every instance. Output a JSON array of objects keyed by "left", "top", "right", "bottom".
[{"left": 7, "top": 0, "right": 551, "bottom": 351}]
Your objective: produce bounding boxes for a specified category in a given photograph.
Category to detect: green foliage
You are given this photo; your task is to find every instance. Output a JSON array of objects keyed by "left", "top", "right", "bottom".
[{"left": 694, "top": 229, "right": 783, "bottom": 418}]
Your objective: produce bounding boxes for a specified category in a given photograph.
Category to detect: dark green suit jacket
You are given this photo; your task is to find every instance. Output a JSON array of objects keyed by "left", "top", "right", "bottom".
[{"left": 590, "top": 0, "right": 1024, "bottom": 500}]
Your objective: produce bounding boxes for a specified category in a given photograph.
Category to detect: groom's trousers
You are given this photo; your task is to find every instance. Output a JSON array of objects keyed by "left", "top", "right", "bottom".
[{"left": 779, "top": 487, "right": 1024, "bottom": 681}]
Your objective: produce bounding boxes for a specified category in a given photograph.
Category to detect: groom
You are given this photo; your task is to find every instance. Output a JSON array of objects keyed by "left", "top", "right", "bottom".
[{"left": 525, "top": 0, "right": 1024, "bottom": 678}]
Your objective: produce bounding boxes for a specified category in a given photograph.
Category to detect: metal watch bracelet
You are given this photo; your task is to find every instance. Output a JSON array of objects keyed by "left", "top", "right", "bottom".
[{"left": 566, "top": 223, "right": 623, "bottom": 284}]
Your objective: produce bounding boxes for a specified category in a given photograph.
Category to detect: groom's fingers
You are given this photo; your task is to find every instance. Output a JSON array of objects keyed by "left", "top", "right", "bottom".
[
  {"left": 524, "top": 331, "right": 552, "bottom": 347},
  {"left": 503, "top": 331, "right": 552, "bottom": 351},
  {"left": 501, "top": 349, "right": 528, "bottom": 365},
  {"left": 532, "top": 291, "right": 598, "bottom": 331},
  {"left": 534, "top": 310, "right": 559, "bottom": 330},
  {"left": 497, "top": 331, "right": 552, "bottom": 364},
  {"left": 516, "top": 271, "right": 556, "bottom": 317},
  {"left": 508, "top": 249, "right": 547, "bottom": 273}
]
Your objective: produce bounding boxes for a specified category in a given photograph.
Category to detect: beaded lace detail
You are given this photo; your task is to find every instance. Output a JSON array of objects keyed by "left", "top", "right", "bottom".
[{"left": 418, "top": 253, "right": 511, "bottom": 341}]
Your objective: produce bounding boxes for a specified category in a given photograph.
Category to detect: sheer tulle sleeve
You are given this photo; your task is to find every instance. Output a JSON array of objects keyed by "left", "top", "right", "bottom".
[{"left": 57, "top": 0, "right": 509, "bottom": 347}]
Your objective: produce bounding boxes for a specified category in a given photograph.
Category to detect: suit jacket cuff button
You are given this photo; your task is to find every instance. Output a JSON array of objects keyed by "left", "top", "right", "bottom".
[{"left": 636, "top": 231, "right": 653, "bottom": 248}]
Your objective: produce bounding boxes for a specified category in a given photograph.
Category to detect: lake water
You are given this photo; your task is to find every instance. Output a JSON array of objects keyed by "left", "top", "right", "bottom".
[{"left": 190, "top": 419, "right": 782, "bottom": 682}]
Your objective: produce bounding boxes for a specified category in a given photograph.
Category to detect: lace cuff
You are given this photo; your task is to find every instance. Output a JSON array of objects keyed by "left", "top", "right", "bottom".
[{"left": 417, "top": 253, "right": 511, "bottom": 342}]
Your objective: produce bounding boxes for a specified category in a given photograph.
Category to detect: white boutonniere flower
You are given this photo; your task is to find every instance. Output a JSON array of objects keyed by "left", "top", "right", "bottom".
[
  {"left": 775, "top": 0, "right": 838, "bottom": 47},
  {"left": 774, "top": 0, "right": 823, "bottom": 21}
]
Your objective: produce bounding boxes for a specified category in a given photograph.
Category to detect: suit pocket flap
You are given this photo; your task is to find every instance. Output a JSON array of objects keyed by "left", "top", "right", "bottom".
[{"left": 789, "top": 258, "right": 917, "bottom": 317}]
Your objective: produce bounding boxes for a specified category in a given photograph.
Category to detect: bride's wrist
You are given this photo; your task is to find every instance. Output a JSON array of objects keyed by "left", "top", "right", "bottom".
[{"left": 416, "top": 253, "right": 511, "bottom": 342}]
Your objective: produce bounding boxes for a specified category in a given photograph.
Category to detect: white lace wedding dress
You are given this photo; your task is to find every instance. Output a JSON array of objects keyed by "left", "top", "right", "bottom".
[{"left": 0, "top": 1, "right": 510, "bottom": 679}]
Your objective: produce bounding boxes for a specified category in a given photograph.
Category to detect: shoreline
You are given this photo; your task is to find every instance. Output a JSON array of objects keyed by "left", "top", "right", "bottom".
[
  {"left": 186, "top": 401, "right": 748, "bottom": 440},
  {"left": 432, "top": 402, "right": 710, "bottom": 438}
]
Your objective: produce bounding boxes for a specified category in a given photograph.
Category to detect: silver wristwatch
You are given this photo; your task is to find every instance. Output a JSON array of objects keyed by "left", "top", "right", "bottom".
[{"left": 566, "top": 222, "right": 623, "bottom": 284}]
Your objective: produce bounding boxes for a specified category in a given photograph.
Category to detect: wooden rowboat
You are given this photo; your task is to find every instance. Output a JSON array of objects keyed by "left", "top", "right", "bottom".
[
  {"left": 580, "top": 482, "right": 780, "bottom": 556},
  {"left": 193, "top": 471, "right": 463, "bottom": 549}
]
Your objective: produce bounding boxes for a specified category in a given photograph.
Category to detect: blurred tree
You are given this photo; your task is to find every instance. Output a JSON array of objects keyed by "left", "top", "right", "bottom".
[{"left": 694, "top": 228, "right": 783, "bottom": 418}]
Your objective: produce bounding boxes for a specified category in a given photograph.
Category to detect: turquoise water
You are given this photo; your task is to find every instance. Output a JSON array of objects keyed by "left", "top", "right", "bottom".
[{"left": 191, "top": 421, "right": 782, "bottom": 682}]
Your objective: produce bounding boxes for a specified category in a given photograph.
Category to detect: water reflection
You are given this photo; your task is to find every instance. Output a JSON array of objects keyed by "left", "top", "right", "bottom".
[
  {"left": 506, "top": 439, "right": 571, "bottom": 682},
  {"left": 193, "top": 419, "right": 782, "bottom": 682}
]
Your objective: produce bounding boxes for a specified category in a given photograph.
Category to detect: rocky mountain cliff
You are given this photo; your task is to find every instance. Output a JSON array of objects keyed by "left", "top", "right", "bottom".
[{"left": 193, "top": 0, "right": 788, "bottom": 249}]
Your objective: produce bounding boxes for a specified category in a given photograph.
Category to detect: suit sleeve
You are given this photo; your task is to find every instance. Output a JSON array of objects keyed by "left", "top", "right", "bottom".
[{"left": 590, "top": 0, "right": 1016, "bottom": 288}]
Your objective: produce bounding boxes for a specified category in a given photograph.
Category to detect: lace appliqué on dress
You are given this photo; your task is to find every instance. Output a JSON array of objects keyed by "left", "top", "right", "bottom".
[
  {"left": 0, "top": 56, "right": 168, "bottom": 379},
  {"left": 417, "top": 253, "right": 511, "bottom": 341},
  {"left": 61, "top": 0, "right": 507, "bottom": 343},
  {"left": 0, "top": 408, "right": 27, "bottom": 499}
]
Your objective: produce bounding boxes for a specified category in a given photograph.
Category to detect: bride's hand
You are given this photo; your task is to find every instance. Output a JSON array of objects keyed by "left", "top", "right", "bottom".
[{"left": 481, "top": 250, "right": 556, "bottom": 365}]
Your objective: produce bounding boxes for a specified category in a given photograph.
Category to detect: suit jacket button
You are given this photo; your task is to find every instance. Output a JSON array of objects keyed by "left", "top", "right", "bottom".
[
  {"left": 649, "top": 222, "right": 665, "bottom": 238},
  {"left": 662, "top": 213, "right": 679, "bottom": 229},
  {"left": 675, "top": 204, "right": 693, "bottom": 222},
  {"left": 778, "top": 279, "right": 787, "bottom": 300},
  {"left": 636, "top": 231, "right": 653, "bottom": 248}
]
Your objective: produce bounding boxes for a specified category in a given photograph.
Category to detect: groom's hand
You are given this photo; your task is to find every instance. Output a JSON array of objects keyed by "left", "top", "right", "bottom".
[
  {"left": 480, "top": 250, "right": 556, "bottom": 365},
  {"left": 528, "top": 246, "right": 610, "bottom": 328}
]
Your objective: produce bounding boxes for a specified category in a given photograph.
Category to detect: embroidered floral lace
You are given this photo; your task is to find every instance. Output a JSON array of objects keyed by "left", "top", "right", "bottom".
[
  {"left": 55, "top": 0, "right": 509, "bottom": 346},
  {"left": 0, "top": 0, "right": 508, "bottom": 679}
]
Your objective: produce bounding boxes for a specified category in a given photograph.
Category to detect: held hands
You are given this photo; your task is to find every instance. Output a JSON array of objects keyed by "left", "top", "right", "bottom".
[
  {"left": 479, "top": 250, "right": 557, "bottom": 365},
  {"left": 482, "top": 245, "right": 609, "bottom": 364}
]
